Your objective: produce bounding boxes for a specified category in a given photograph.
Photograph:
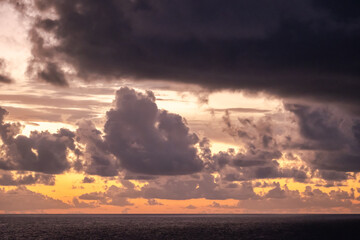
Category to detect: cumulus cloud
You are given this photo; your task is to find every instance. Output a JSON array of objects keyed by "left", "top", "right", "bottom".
[
  {"left": 1, "top": 87, "right": 204, "bottom": 177},
  {"left": 75, "top": 120, "right": 118, "bottom": 177},
  {"left": 213, "top": 103, "right": 360, "bottom": 186},
  {"left": 0, "top": 107, "right": 76, "bottom": 174},
  {"left": 211, "top": 111, "right": 309, "bottom": 183},
  {"left": 103, "top": 87, "right": 203, "bottom": 175},
  {"left": 2, "top": 84, "right": 360, "bottom": 208},
  {"left": 76, "top": 88, "right": 204, "bottom": 176}
]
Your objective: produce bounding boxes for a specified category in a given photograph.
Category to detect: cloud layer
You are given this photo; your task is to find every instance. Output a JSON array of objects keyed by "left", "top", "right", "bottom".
[
  {"left": 1, "top": 87, "right": 360, "bottom": 212},
  {"left": 11, "top": 0, "right": 358, "bottom": 106}
]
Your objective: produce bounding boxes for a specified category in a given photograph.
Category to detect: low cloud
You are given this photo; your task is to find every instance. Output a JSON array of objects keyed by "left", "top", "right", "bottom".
[
  {"left": 147, "top": 198, "right": 163, "bottom": 206},
  {"left": 82, "top": 176, "right": 95, "bottom": 184},
  {"left": 0, "top": 171, "right": 55, "bottom": 186},
  {"left": 238, "top": 185, "right": 359, "bottom": 213},
  {"left": 0, "top": 187, "right": 70, "bottom": 212},
  {"left": 77, "top": 87, "right": 204, "bottom": 176},
  {"left": 104, "top": 87, "right": 203, "bottom": 175},
  {"left": 0, "top": 107, "right": 77, "bottom": 174}
]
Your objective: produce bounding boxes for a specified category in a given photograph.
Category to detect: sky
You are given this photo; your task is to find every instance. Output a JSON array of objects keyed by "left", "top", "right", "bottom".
[{"left": 0, "top": 0, "right": 360, "bottom": 214}]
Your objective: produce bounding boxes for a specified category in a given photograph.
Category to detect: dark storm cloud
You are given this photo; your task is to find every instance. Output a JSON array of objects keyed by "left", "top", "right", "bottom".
[
  {"left": 103, "top": 87, "right": 203, "bottom": 175},
  {"left": 22, "top": 0, "right": 360, "bottom": 105},
  {"left": 217, "top": 104, "right": 360, "bottom": 181},
  {"left": 286, "top": 104, "right": 360, "bottom": 173},
  {"left": 312, "top": 0, "right": 360, "bottom": 22},
  {"left": 0, "top": 107, "right": 76, "bottom": 174},
  {"left": 285, "top": 104, "right": 346, "bottom": 150},
  {"left": 318, "top": 170, "right": 349, "bottom": 181}
]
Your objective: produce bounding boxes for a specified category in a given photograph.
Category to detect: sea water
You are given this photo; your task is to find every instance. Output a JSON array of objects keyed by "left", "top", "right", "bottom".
[{"left": 0, "top": 214, "right": 359, "bottom": 239}]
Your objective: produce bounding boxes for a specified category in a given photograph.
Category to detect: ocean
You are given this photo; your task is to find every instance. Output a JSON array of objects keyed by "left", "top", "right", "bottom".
[{"left": 0, "top": 214, "right": 359, "bottom": 239}]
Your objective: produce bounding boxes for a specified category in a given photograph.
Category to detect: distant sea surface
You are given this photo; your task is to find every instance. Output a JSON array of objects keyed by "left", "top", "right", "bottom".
[{"left": 1, "top": 214, "right": 359, "bottom": 239}]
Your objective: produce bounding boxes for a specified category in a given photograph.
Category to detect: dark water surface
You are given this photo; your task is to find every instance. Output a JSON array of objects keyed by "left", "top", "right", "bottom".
[{"left": 0, "top": 214, "right": 359, "bottom": 239}]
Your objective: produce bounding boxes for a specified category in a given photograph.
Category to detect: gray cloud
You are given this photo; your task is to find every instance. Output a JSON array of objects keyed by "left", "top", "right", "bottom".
[
  {"left": 76, "top": 120, "right": 119, "bottom": 177},
  {"left": 147, "top": 198, "right": 163, "bottom": 206},
  {"left": 0, "top": 74, "right": 12, "bottom": 84},
  {"left": 79, "top": 185, "right": 133, "bottom": 207},
  {"left": 286, "top": 104, "right": 360, "bottom": 173},
  {"left": 76, "top": 178, "right": 360, "bottom": 212},
  {"left": 0, "top": 171, "right": 55, "bottom": 186},
  {"left": 238, "top": 185, "right": 358, "bottom": 213},
  {"left": 212, "top": 111, "right": 309, "bottom": 183},
  {"left": 208, "top": 201, "right": 237, "bottom": 209},
  {"left": 13, "top": 0, "right": 359, "bottom": 107},
  {"left": 82, "top": 176, "right": 95, "bottom": 183},
  {"left": 185, "top": 205, "right": 197, "bottom": 209},
  {"left": 72, "top": 197, "right": 97, "bottom": 208},
  {"left": 0, "top": 107, "right": 76, "bottom": 174},
  {"left": 216, "top": 104, "right": 360, "bottom": 184},
  {"left": 103, "top": 87, "right": 203, "bottom": 175},
  {"left": 36, "top": 62, "right": 68, "bottom": 87},
  {"left": 285, "top": 104, "right": 346, "bottom": 150},
  {"left": 0, "top": 186, "right": 70, "bottom": 212},
  {"left": 83, "top": 174, "right": 259, "bottom": 201},
  {"left": 1, "top": 87, "right": 204, "bottom": 177},
  {"left": 79, "top": 192, "right": 105, "bottom": 202},
  {"left": 0, "top": 58, "right": 13, "bottom": 84}
]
